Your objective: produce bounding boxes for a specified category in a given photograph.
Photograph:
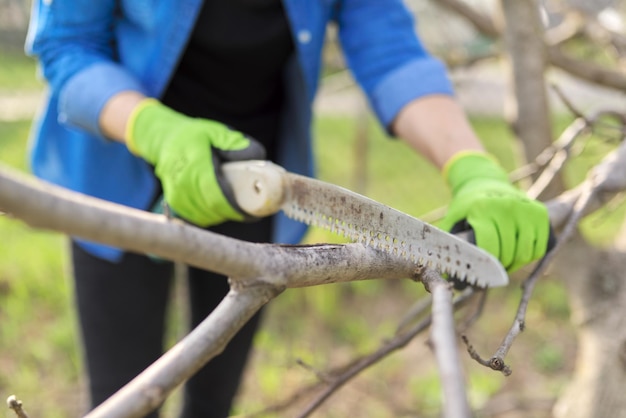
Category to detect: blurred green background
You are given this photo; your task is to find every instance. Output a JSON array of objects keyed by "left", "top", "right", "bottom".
[{"left": 1, "top": 44, "right": 623, "bottom": 418}]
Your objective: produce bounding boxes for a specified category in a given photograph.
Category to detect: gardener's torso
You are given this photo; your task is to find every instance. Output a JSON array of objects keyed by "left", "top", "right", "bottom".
[{"left": 161, "top": 0, "right": 295, "bottom": 157}]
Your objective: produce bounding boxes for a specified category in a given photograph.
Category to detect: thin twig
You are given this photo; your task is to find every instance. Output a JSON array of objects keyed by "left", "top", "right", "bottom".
[
  {"left": 458, "top": 289, "right": 487, "bottom": 332},
  {"left": 550, "top": 83, "right": 588, "bottom": 121},
  {"left": 463, "top": 110, "right": 626, "bottom": 374},
  {"left": 490, "top": 111, "right": 626, "bottom": 368},
  {"left": 277, "top": 288, "right": 476, "bottom": 418},
  {"left": 493, "top": 256, "right": 552, "bottom": 361},
  {"left": 395, "top": 294, "right": 433, "bottom": 335},
  {"left": 498, "top": 183, "right": 595, "bottom": 356},
  {"left": 467, "top": 177, "right": 599, "bottom": 375},
  {"left": 294, "top": 316, "right": 433, "bottom": 418},
  {"left": 461, "top": 335, "right": 511, "bottom": 376},
  {"left": 295, "top": 359, "right": 332, "bottom": 383},
  {"left": 526, "top": 117, "right": 589, "bottom": 199}
]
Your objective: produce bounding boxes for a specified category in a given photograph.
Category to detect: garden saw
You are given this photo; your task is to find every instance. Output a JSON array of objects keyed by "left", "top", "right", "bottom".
[{"left": 221, "top": 160, "right": 509, "bottom": 288}]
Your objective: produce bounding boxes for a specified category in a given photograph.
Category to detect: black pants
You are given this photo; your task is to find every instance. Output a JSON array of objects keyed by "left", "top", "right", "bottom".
[{"left": 71, "top": 219, "right": 272, "bottom": 418}]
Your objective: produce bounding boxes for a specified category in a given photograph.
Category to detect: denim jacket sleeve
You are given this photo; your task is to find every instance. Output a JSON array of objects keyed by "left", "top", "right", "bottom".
[
  {"left": 335, "top": 0, "right": 455, "bottom": 131},
  {"left": 26, "top": 0, "right": 147, "bottom": 138}
]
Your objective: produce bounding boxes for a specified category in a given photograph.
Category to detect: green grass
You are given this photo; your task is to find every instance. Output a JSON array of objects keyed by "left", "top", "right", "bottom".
[
  {"left": 0, "top": 120, "right": 32, "bottom": 169},
  {"left": 0, "top": 50, "right": 43, "bottom": 90},
  {"left": 0, "top": 120, "right": 79, "bottom": 417}
]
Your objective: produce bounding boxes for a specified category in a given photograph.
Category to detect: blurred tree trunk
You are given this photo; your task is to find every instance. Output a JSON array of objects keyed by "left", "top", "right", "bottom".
[
  {"left": 552, "top": 232, "right": 626, "bottom": 418},
  {"left": 499, "top": 1, "right": 626, "bottom": 417},
  {"left": 498, "top": 0, "right": 565, "bottom": 200},
  {"left": 0, "top": 0, "right": 29, "bottom": 50}
]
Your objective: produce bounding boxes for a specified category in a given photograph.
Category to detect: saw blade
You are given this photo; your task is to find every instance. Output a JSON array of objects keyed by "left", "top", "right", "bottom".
[{"left": 281, "top": 174, "right": 508, "bottom": 288}]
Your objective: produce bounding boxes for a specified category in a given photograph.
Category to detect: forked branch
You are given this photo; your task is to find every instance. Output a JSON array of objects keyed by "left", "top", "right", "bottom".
[
  {"left": 3, "top": 119, "right": 626, "bottom": 416},
  {"left": 0, "top": 166, "right": 419, "bottom": 288},
  {"left": 85, "top": 284, "right": 280, "bottom": 418}
]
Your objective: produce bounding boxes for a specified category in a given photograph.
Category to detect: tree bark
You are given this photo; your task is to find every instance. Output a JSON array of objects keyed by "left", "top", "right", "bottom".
[
  {"left": 499, "top": 0, "right": 566, "bottom": 199},
  {"left": 552, "top": 234, "right": 626, "bottom": 418}
]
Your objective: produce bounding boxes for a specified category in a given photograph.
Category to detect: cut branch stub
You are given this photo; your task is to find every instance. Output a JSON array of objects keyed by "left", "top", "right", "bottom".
[
  {"left": 6, "top": 396, "right": 29, "bottom": 418},
  {"left": 488, "top": 357, "right": 512, "bottom": 376}
]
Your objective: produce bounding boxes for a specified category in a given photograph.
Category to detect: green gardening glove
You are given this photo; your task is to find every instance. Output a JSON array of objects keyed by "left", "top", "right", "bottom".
[
  {"left": 126, "top": 99, "right": 266, "bottom": 227},
  {"left": 439, "top": 151, "right": 550, "bottom": 273}
]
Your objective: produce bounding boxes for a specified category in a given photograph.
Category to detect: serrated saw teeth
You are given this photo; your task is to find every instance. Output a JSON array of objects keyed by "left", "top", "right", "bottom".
[
  {"left": 280, "top": 178, "right": 508, "bottom": 288},
  {"left": 293, "top": 209, "right": 487, "bottom": 282},
  {"left": 222, "top": 161, "right": 509, "bottom": 287}
]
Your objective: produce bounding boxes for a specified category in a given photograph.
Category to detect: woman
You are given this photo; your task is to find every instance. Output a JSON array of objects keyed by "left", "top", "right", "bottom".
[{"left": 26, "top": 1, "right": 550, "bottom": 416}]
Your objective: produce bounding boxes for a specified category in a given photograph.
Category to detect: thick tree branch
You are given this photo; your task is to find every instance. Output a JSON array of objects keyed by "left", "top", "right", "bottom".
[
  {"left": 4, "top": 115, "right": 626, "bottom": 415},
  {"left": 547, "top": 47, "right": 626, "bottom": 91},
  {"left": 85, "top": 284, "right": 281, "bottom": 418},
  {"left": 0, "top": 165, "right": 420, "bottom": 289}
]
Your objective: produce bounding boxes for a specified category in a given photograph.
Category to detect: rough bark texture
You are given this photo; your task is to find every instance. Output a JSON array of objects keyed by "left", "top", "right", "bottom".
[{"left": 552, "top": 234, "right": 626, "bottom": 418}]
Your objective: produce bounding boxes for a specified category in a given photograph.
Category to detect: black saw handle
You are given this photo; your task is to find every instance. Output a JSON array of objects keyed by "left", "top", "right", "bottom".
[{"left": 449, "top": 220, "right": 557, "bottom": 290}]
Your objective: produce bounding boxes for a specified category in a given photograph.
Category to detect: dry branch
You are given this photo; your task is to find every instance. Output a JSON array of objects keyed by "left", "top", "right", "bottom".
[
  {"left": 0, "top": 165, "right": 419, "bottom": 288},
  {"left": 422, "top": 269, "right": 472, "bottom": 418},
  {"left": 247, "top": 288, "right": 477, "bottom": 418},
  {"left": 547, "top": 47, "right": 626, "bottom": 91},
  {"left": 0, "top": 163, "right": 433, "bottom": 417},
  {"left": 437, "top": 0, "right": 499, "bottom": 38},
  {"left": 547, "top": 133, "right": 626, "bottom": 228},
  {"left": 85, "top": 285, "right": 279, "bottom": 418},
  {"left": 4, "top": 114, "right": 626, "bottom": 416},
  {"left": 463, "top": 114, "right": 626, "bottom": 375}
]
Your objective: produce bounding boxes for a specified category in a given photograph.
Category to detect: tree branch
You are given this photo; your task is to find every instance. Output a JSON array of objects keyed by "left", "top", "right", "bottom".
[
  {"left": 0, "top": 165, "right": 420, "bottom": 289},
  {"left": 526, "top": 116, "right": 589, "bottom": 199},
  {"left": 436, "top": 0, "right": 499, "bottom": 38},
  {"left": 465, "top": 114, "right": 626, "bottom": 375},
  {"left": 85, "top": 284, "right": 281, "bottom": 418},
  {"left": 547, "top": 47, "right": 626, "bottom": 91},
  {"left": 5, "top": 113, "right": 626, "bottom": 416},
  {"left": 422, "top": 269, "right": 472, "bottom": 418},
  {"left": 547, "top": 131, "right": 626, "bottom": 228},
  {"left": 249, "top": 288, "right": 476, "bottom": 418}
]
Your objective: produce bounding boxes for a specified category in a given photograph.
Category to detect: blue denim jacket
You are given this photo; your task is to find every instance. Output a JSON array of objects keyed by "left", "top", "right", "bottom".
[{"left": 26, "top": 0, "right": 454, "bottom": 261}]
